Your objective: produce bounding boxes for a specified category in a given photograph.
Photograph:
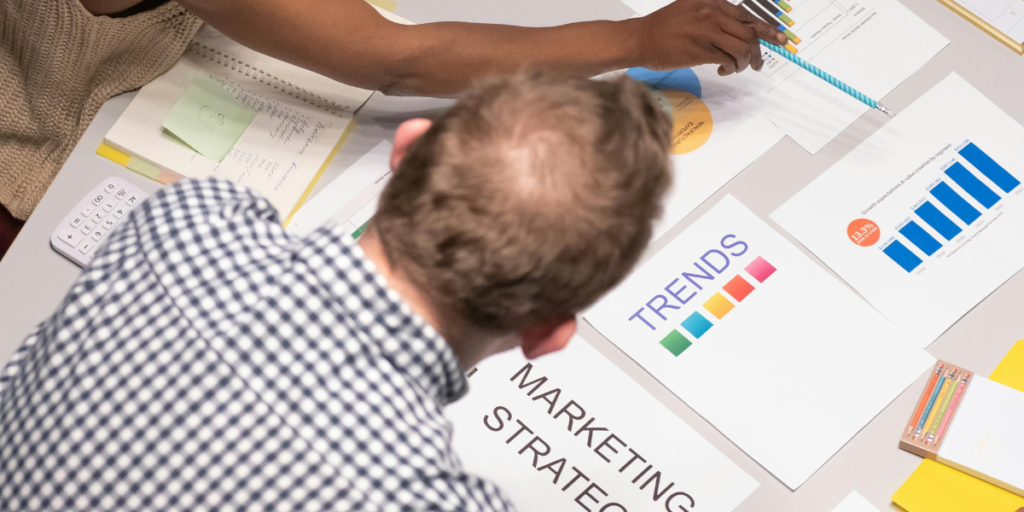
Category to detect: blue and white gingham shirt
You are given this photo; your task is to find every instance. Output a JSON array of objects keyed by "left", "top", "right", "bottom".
[{"left": 0, "top": 178, "right": 514, "bottom": 511}]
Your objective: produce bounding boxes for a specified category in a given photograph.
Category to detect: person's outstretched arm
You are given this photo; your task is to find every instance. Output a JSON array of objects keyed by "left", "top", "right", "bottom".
[{"left": 92, "top": 0, "right": 789, "bottom": 96}]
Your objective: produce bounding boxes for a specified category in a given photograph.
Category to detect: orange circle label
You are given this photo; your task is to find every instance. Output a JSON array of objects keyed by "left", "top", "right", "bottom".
[
  {"left": 650, "top": 90, "right": 714, "bottom": 155},
  {"left": 848, "top": 219, "right": 880, "bottom": 247}
]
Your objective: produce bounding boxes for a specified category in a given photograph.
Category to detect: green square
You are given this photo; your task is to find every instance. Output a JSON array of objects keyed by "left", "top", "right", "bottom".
[{"left": 659, "top": 330, "right": 692, "bottom": 357}]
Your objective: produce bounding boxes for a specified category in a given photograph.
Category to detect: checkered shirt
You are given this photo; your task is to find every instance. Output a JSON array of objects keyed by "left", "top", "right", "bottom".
[{"left": 0, "top": 178, "right": 515, "bottom": 511}]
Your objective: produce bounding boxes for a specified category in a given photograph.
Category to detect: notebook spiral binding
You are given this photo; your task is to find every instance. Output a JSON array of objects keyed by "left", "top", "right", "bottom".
[{"left": 187, "top": 41, "right": 353, "bottom": 116}]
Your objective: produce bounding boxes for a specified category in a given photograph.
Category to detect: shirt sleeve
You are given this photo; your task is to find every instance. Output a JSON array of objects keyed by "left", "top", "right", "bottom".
[{"left": 119, "top": 178, "right": 292, "bottom": 276}]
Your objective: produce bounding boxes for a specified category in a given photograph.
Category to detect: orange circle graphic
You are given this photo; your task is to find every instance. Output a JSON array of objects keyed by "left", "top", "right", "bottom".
[
  {"left": 651, "top": 90, "right": 714, "bottom": 155},
  {"left": 848, "top": 219, "right": 880, "bottom": 247}
]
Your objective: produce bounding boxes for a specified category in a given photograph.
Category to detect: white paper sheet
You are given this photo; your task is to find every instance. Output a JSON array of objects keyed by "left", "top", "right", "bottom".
[
  {"left": 584, "top": 195, "right": 934, "bottom": 489},
  {"left": 446, "top": 337, "right": 759, "bottom": 512},
  {"left": 831, "top": 491, "right": 883, "bottom": 512},
  {"left": 772, "top": 73, "right": 1024, "bottom": 347},
  {"left": 618, "top": 0, "right": 947, "bottom": 153},
  {"left": 287, "top": 141, "right": 393, "bottom": 236}
]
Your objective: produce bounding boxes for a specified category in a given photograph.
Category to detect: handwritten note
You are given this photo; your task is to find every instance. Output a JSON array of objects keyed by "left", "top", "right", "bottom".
[{"left": 162, "top": 72, "right": 256, "bottom": 161}]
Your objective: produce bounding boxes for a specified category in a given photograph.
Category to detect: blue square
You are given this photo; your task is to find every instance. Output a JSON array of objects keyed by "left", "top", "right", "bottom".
[{"left": 681, "top": 311, "right": 713, "bottom": 339}]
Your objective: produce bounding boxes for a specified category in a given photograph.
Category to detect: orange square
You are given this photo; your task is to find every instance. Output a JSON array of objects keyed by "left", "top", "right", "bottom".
[{"left": 722, "top": 275, "right": 754, "bottom": 302}]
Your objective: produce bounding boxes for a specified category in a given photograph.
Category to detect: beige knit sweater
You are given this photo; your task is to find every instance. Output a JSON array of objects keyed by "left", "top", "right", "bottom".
[{"left": 0, "top": 0, "right": 203, "bottom": 219}]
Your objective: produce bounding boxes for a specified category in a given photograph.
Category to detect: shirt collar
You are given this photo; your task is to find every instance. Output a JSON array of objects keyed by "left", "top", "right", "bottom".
[{"left": 317, "top": 225, "right": 468, "bottom": 406}]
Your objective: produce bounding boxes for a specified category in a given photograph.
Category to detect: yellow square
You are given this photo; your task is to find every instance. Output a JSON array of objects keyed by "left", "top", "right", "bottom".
[{"left": 703, "top": 292, "right": 734, "bottom": 319}]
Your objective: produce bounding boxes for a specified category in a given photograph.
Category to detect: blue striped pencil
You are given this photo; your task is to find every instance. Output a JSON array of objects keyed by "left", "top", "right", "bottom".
[{"left": 759, "top": 39, "right": 894, "bottom": 117}]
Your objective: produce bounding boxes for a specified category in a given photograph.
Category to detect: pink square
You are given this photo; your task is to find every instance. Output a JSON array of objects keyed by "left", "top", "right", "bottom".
[{"left": 745, "top": 256, "right": 776, "bottom": 283}]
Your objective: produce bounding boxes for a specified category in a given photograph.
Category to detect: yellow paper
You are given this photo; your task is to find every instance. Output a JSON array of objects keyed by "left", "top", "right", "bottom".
[
  {"left": 282, "top": 119, "right": 357, "bottom": 227},
  {"left": 892, "top": 340, "right": 1024, "bottom": 512},
  {"left": 989, "top": 341, "right": 1024, "bottom": 390},
  {"left": 365, "top": 0, "right": 398, "bottom": 12},
  {"left": 96, "top": 143, "right": 132, "bottom": 167}
]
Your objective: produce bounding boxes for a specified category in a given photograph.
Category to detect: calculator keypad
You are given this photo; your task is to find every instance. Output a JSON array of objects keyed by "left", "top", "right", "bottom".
[{"left": 51, "top": 177, "right": 150, "bottom": 267}]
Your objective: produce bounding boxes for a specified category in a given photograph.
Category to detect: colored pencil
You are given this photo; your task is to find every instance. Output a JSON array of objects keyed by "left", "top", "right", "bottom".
[
  {"left": 758, "top": 40, "right": 893, "bottom": 116},
  {"left": 932, "top": 373, "right": 970, "bottom": 445},
  {"left": 918, "top": 369, "right": 954, "bottom": 439},
  {"left": 914, "top": 367, "right": 949, "bottom": 438},
  {"left": 908, "top": 364, "right": 944, "bottom": 437},
  {"left": 926, "top": 370, "right": 959, "bottom": 444},
  {"left": 744, "top": 0, "right": 803, "bottom": 44}
]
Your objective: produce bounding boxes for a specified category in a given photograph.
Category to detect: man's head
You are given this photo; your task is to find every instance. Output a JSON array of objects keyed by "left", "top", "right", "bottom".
[{"left": 364, "top": 73, "right": 672, "bottom": 366}]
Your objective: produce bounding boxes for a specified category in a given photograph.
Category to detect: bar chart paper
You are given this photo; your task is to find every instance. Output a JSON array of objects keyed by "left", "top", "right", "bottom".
[
  {"left": 772, "top": 73, "right": 1024, "bottom": 347},
  {"left": 446, "top": 337, "right": 759, "bottom": 512},
  {"left": 584, "top": 195, "right": 933, "bottom": 489}
]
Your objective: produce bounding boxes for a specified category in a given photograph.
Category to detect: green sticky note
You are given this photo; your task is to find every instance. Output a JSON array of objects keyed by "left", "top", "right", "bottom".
[{"left": 162, "top": 72, "right": 257, "bottom": 162}]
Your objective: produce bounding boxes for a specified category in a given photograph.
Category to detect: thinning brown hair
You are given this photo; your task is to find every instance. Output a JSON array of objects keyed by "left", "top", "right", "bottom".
[{"left": 373, "top": 72, "right": 672, "bottom": 332}]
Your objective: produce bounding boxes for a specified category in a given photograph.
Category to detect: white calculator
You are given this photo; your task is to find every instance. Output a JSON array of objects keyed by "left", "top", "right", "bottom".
[{"left": 50, "top": 177, "right": 150, "bottom": 267}]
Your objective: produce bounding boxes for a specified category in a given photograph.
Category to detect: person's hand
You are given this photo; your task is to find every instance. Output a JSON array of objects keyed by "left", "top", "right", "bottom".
[{"left": 635, "top": 0, "right": 789, "bottom": 76}]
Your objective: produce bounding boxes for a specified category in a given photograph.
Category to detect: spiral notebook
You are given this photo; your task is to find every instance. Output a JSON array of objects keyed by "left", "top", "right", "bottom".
[{"left": 102, "top": 6, "right": 412, "bottom": 221}]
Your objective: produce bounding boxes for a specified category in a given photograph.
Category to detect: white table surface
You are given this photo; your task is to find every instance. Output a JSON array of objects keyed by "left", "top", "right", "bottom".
[{"left": 2, "top": 0, "right": 1024, "bottom": 510}]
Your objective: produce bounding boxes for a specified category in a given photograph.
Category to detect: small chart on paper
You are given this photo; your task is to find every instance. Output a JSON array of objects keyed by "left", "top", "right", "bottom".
[
  {"left": 773, "top": 74, "right": 1024, "bottom": 346},
  {"left": 872, "top": 141, "right": 1021, "bottom": 274}
]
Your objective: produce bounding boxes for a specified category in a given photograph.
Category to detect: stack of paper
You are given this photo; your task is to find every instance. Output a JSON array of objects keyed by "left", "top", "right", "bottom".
[{"left": 892, "top": 341, "right": 1024, "bottom": 511}]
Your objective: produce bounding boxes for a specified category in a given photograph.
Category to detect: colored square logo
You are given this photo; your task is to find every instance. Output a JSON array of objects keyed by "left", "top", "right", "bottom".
[
  {"left": 660, "top": 330, "right": 692, "bottom": 356},
  {"left": 703, "top": 292, "right": 734, "bottom": 319},
  {"left": 722, "top": 275, "right": 754, "bottom": 302},
  {"left": 745, "top": 256, "right": 776, "bottom": 283},
  {"left": 681, "top": 311, "right": 713, "bottom": 339}
]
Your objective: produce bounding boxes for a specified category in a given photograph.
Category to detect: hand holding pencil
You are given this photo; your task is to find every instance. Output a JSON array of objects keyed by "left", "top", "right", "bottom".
[{"left": 639, "top": 0, "right": 789, "bottom": 75}]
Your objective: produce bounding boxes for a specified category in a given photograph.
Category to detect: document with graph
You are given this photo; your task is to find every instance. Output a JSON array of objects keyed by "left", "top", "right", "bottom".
[
  {"left": 620, "top": 0, "right": 947, "bottom": 153},
  {"left": 772, "top": 73, "right": 1024, "bottom": 347},
  {"left": 584, "top": 194, "right": 933, "bottom": 490}
]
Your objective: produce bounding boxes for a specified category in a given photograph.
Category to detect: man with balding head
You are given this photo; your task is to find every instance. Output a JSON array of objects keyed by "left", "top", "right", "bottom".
[{"left": 0, "top": 73, "right": 672, "bottom": 511}]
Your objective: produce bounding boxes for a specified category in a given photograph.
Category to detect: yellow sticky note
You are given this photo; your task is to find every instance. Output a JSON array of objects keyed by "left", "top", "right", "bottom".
[
  {"left": 892, "top": 460, "right": 1024, "bottom": 512},
  {"left": 989, "top": 341, "right": 1024, "bottom": 391},
  {"left": 162, "top": 72, "right": 256, "bottom": 162},
  {"left": 892, "top": 340, "right": 1024, "bottom": 512}
]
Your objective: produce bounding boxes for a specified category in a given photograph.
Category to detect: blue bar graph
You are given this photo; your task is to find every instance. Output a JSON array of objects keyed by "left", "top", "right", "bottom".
[
  {"left": 914, "top": 202, "right": 961, "bottom": 241},
  {"left": 930, "top": 182, "right": 981, "bottom": 225},
  {"left": 945, "top": 163, "right": 1000, "bottom": 208},
  {"left": 883, "top": 240, "right": 923, "bottom": 272},
  {"left": 959, "top": 143, "right": 1020, "bottom": 193},
  {"left": 899, "top": 221, "right": 942, "bottom": 256}
]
